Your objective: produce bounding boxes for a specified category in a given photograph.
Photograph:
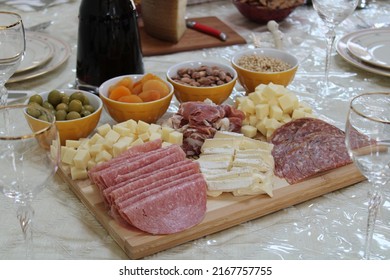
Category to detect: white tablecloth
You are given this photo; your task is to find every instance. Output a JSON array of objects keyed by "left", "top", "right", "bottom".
[{"left": 1, "top": 0, "right": 390, "bottom": 260}]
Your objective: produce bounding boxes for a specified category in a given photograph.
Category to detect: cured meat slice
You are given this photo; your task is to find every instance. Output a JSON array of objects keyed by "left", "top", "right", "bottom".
[
  {"left": 111, "top": 170, "right": 202, "bottom": 224},
  {"left": 88, "top": 139, "right": 162, "bottom": 183},
  {"left": 106, "top": 159, "right": 199, "bottom": 205},
  {"left": 270, "top": 118, "right": 352, "bottom": 184},
  {"left": 99, "top": 144, "right": 186, "bottom": 190},
  {"left": 101, "top": 148, "right": 188, "bottom": 205},
  {"left": 119, "top": 175, "right": 207, "bottom": 234}
]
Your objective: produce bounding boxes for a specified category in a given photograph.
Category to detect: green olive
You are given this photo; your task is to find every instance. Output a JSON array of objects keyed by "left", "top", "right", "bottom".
[
  {"left": 66, "top": 111, "right": 81, "bottom": 120},
  {"left": 27, "top": 107, "right": 42, "bottom": 118},
  {"left": 28, "top": 94, "right": 43, "bottom": 106},
  {"left": 69, "top": 91, "right": 85, "bottom": 102},
  {"left": 55, "top": 109, "right": 67, "bottom": 121},
  {"left": 56, "top": 103, "right": 69, "bottom": 112},
  {"left": 42, "top": 101, "right": 54, "bottom": 110},
  {"left": 47, "top": 90, "right": 62, "bottom": 107},
  {"left": 61, "top": 95, "right": 70, "bottom": 104},
  {"left": 38, "top": 114, "right": 49, "bottom": 122},
  {"left": 68, "top": 99, "right": 83, "bottom": 113},
  {"left": 81, "top": 110, "right": 92, "bottom": 117},
  {"left": 83, "top": 104, "right": 95, "bottom": 113}
]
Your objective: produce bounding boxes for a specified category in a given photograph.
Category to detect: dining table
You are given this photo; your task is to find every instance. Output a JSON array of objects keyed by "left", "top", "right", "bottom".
[{"left": 1, "top": 0, "right": 390, "bottom": 260}]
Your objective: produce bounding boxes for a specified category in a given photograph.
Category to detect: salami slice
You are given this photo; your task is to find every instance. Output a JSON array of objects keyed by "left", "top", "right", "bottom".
[
  {"left": 270, "top": 118, "right": 352, "bottom": 184},
  {"left": 119, "top": 175, "right": 207, "bottom": 234}
]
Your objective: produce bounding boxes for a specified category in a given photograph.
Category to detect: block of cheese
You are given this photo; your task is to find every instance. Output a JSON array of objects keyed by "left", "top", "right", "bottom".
[
  {"left": 196, "top": 133, "right": 274, "bottom": 197},
  {"left": 141, "top": 0, "right": 187, "bottom": 43}
]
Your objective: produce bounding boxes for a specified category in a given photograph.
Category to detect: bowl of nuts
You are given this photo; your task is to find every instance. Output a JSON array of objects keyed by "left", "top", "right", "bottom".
[
  {"left": 231, "top": 48, "right": 299, "bottom": 93},
  {"left": 25, "top": 89, "right": 103, "bottom": 145},
  {"left": 166, "top": 61, "right": 237, "bottom": 104},
  {"left": 232, "top": 0, "right": 305, "bottom": 24}
]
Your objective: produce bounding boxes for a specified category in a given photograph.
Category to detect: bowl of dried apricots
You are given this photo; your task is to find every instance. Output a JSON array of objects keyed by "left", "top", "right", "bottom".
[{"left": 99, "top": 73, "right": 174, "bottom": 123}]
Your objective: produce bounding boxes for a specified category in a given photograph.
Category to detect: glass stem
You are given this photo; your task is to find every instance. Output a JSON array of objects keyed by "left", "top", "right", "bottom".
[
  {"left": 324, "top": 28, "right": 336, "bottom": 95},
  {"left": 0, "top": 84, "right": 8, "bottom": 106},
  {"left": 363, "top": 186, "right": 383, "bottom": 260},
  {"left": 16, "top": 201, "right": 35, "bottom": 259}
]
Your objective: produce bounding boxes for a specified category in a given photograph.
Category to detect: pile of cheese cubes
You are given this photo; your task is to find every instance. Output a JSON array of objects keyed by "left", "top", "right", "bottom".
[
  {"left": 196, "top": 131, "right": 274, "bottom": 197},
  {"left": 60, "top": 119, "right": 183, "bottom": 180},
  {"left": 236, "top": 83, "right": 315, "bottom": 140}
]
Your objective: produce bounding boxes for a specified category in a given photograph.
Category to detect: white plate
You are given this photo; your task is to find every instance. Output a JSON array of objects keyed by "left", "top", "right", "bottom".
[
  {"left": 7, "top": 31, "right": 71, "bottom": 83},
  {"left": 346, "top": 28, "right": 390, "bottom": 69},
  {"left": 15, "top": 33, "right": 54, "bottom": 73},
  {"left": 336, "top": 29, "right": 390, "bottom": 78}
]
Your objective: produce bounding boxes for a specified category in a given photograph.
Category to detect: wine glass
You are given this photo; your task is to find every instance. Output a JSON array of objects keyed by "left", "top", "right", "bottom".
[
  {"left": 0, "top": 104, "right": 60, "bottom": 258},
  {"left": 0, "top": 11, "right": 26, "bottom": 106},
  {"left": 345, "top": 92, "right": 390, "bottom": 259},
  {"left": 312, "top": 0, "right": 358, "bottom": 99}
]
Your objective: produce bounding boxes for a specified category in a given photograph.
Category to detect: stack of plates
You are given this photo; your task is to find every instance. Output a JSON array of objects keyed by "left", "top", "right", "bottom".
[
  {"left": 8, "top": 31, "right": 71, "bottom": 83},
  {"left": 336, "top": 28, "right": 390, "bottom": 77}
]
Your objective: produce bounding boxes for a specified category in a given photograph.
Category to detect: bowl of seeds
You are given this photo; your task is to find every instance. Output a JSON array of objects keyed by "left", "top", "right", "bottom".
[{"left": 231, "top": 47, "right": 298, "bottom": 93}]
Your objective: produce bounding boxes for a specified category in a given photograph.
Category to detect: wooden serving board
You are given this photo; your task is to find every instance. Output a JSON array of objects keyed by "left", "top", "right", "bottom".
[
  {"left": 139, "top": 16, "right": 247, "bottom": 56},
  {"left": 58, "top": 163, "right": 365, "bottom": 259}
]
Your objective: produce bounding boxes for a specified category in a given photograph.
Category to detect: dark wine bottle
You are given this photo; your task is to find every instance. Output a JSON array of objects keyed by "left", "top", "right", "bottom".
[{"left": 76, "top": 0, "right": 144, "bottom": 93}]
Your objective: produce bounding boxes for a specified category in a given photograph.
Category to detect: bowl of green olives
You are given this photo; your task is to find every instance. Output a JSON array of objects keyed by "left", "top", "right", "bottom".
[{"left": 25, "top": 89, "right": 103, "bottom": 145}]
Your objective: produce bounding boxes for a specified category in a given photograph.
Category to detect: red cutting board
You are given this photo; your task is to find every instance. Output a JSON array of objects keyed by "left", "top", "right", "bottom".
[
  {"left": 139, "top": 16, "right": 247, "bottom": 56},
  {"left": 58, "top": 163, "right": 365, "bottom": 259}
]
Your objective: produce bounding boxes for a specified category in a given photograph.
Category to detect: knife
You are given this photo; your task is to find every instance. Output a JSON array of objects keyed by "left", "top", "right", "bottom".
[{"left": 186, "top": 21, "right": 227, "bottom": 41}]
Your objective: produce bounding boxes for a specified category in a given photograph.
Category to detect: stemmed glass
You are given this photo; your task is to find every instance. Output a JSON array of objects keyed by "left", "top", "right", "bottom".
[
  {"left": 0, "top": 104, "right": 60, "bottom": 258},
  {"left": 312, "top": 0, "right": 358, "bottom": 98},
  {"left": 0, "top": 11, "right": 26, "bottom": 106},
  {"left": 345, "top": 92, "right": 390, "bottom": 259}
]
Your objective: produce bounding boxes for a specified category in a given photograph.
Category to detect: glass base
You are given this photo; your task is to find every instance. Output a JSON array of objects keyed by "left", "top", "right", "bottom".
[{"left": 74, "top": 78, "right": 99, "bottom": 95}]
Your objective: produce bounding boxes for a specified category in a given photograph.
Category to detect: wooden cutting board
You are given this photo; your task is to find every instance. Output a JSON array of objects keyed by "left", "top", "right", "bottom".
[
  {"left": 139, "top": 16, "right": 247, "bottom": 56},
  {"left": 58, "top": 163, "right": 365, "bottom": 259}
]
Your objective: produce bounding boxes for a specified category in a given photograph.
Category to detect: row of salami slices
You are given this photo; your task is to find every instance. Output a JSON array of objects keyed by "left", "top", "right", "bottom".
[{"left": 88, "top": 139, "right": 207, "bottom": 235}]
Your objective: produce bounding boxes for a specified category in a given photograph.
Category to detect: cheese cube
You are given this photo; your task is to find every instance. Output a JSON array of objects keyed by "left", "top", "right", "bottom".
[
  {"left": 248, "top": 115, "right": 258, "bottom": 126},
  {"left": 278, "top": 93, "right": 298, "bottom": 114},
  {"left": 89, "top": 133, "right": 105, "bottom": 145},
  {"left": 95, "top": 150, "right": 112, "bottom": 163},
  {"left": 70, "top": 166, "right": 88, "bottom": 180},
  {"left": 137, "top": 120, "right": 150, "bottom": 134},
  {"left": 89, "top": 143, "right": 105, "bottom": 157},
  {"left": 96, "top": 123, "right": 111, "bottom": 136},
  {"left": 73, "top": 149, "right": 91, "bottom": 169},
  {"left": 239, "top": 98, "right": 255, "bottom": 115},
  {"left": 61, "top": 147, "right": 77, "bottom": 165},
  {"left": 122, "top": 119, "right": 138, "bottom": 133},
  {"left": 148, "top": 123, "right": 162, "bottom": 133},
  {"left": 241, "top": 125, "right": 257, "bottom": 138},
  {"left": 161, "top": 126, "right": 174, "bottom": 142},
  {"left": 265, "top": 118, "right": 282, "bottom": 130},
  {"left": 130, "top": 137, "right": 144, "bottom": 147},
  {"left": 149, "top": 132, "right": 162, "bottom": 141},
  {"left": 112, "top": 141, "right": 129, "bottom": 157},
  {"left": 104, "top": 129, "right": 121, "bottom": 144},
  {"left": 255, "top": 103, "right": 269, "bottom": 120},
  {"left": 168, "top": 131, "right": 183, "bottom": 145},
  {"left": 138, "top": 132, "right": 150, "bottom": 142},
  {"left": 256, "top": 120, "right": 267, "bottom": 136},
  {"left": 65, "top": 140, "right": 81, "bottom": 149},
  {"left": 113, "top": 124, "right": 132, "bottom": 137},
  {"left": 269, "top": 105, "right": 283, "bottom": 121},
  {"left": 292, "top": 108, "right": 306, "bottom": 119}
]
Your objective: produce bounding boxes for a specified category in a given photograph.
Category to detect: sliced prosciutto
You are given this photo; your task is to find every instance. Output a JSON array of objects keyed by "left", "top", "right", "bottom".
[{"left": 165, "top": 101, "right": 245, "bottom": 156}]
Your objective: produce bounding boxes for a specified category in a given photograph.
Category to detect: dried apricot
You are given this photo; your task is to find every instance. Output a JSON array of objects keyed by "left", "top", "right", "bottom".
[{"left": 138, "top": 89, "right": 161, "bottom": 102}]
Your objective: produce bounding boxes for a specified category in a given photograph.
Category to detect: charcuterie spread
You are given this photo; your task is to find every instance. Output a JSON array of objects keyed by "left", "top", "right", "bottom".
[{"left": 57, "top": 81, "right": 364, "bottom": 256}]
